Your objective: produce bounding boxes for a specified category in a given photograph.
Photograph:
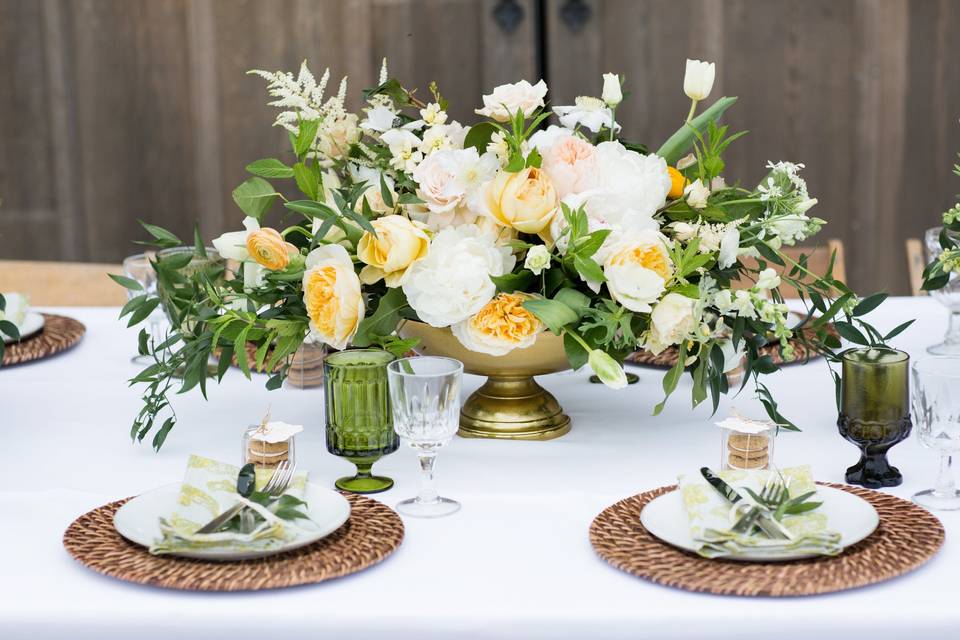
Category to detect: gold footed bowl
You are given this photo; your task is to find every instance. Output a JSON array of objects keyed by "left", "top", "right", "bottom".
[{"left": 398, "top": 321, "right": 571, "bottom": 440}]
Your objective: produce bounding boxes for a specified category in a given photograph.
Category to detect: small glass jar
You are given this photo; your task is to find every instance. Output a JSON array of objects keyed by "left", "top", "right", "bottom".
[
  {"left": 241, "top": 424, "right": 297, "bottom": 469},
  {"left": 720, "top": 424, "right": 775, "bottom": 471}
]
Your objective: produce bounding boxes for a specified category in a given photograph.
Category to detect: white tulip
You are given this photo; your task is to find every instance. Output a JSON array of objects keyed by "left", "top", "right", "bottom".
[
  {"left": 684, "top": 59, "right": 716, "bottom": 101},
  {"left": 602, "top": 73, "right": 622, "bottom": 107}
]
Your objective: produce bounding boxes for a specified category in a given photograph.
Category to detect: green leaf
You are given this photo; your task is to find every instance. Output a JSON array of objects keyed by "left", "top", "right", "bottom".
[
  {"left": 490, "top": 270, "right": 535, "bottom": 293},
  {"left": 833, "top": 321, "right": 869, "bottom": 346},
  {"left": 397, "top": 192, "right": 425, "bottom": 205},
  {"left": 109, "top": 274, "right": 144, "bottom": 291},
  {"left": 293, "top": 162, "right": 320, "bottom": 200},
  {"left": 234, "top": 325, "right": 252, "bottom": 378},
  {"left": 232, "top": 177, "right": 278, "bottom": 221},
  {"left": 563, "top": 332, "right": 590, "bottom": 370},
  {"left": 852, "top": 292, "right": 887, "bottom": 317},
  {"left": 266, "top": 373, "right": 284, "bottom": 390},
  {"left": 379, "top": 174, "right": 395, "bottom": 209},
  {"left": 883, "top": 319, "right": 914, "bottom": 341},
  {"left": 573, "top": 255, "right": 605, "bottom": 283},
  {"left": 654, "top": 342, "right": 688, "bottom": 415},
  {"left": 246, "top": 158, "right": 294, "bottom": 179},
  {"left": 152, "top": 417, "right": 176, "bottom": 451},
  {"left": 570, "top": 229, "right": 611, "bottom": 259},
  {"left": 553, "top": 288, "right": 591, "bottom": 317},
  {"left": 285, "top": 199, "right": 338, "bottom": 219},
  {"left": 139, "top": 221, "right": 182, "bottom": 248},
  {"left": 522, "top": 299, "right": 579, "bottom": 334},
  {"left": 119, "top": 293, "right": 148, "bottom": 318},
  {"left": 295, "top": 119, "right": 320, "bottom": 156},
  {"left": 193, "top": 223, "right": 205, "bottom": 257},
  {"left": 127, "top": 298, "right": 161, "bottom": 327},
  {"left": 463, "top": 122, "right": 497, "bottom": 154},
  {"left": 0, "top": 320, "right": 20, "bottom": 341},
  {"left": 352, "top": 288, "right": 408, "bottom": 347},
  {"left": 656, "top": 96, "right": 737, "bottom": 164},
  {"left": 525, "top": 146, "right": 542, "bottom": 168}
]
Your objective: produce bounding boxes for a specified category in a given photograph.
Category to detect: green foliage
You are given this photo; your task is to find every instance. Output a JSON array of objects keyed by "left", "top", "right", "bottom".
[
  {"left": 232, "top": 177, "right": 279, "bottom": 220},
  {"left": 246, "top": 158, "right": 295, "bottom": 179},
  {"left": 657, "top": 96, "right": 737, "bottom": 164}
]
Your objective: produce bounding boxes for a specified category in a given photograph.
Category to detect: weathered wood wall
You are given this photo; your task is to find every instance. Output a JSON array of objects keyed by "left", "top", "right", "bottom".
[{"left": 1, "top": 0, "right": 958, "bottom": 294}]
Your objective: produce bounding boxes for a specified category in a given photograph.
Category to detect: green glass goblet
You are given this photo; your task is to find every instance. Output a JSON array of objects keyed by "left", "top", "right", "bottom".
[{"left": 324, "top": 349, "right": 398, "bottom": 493}]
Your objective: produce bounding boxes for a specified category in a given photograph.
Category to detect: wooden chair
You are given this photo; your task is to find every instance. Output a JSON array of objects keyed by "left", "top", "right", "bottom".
[
  {"left": 0, "top": 260, "right": 127, "bottom": 306},
  {"left": 736, "top": 239, "right": 847, "bottom": 298},
  {"left": 905, "top": 238, "right": 927, "bottom": 296}
]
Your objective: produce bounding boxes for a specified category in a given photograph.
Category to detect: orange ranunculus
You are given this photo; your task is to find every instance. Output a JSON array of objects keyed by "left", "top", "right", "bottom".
[
  {"left": 246, "top": 228, "right": 296, "bottom": 270},
  {"left": 667, "top": 166, "right": 687, "bottom": 200}
]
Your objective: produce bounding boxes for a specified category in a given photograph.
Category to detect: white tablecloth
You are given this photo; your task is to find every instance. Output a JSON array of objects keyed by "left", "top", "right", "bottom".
[{"left": 1, "top": 298, "right": 956, "bottom": 639}]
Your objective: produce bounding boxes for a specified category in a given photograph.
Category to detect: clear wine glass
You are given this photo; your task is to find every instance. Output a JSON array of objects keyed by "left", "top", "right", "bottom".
[
  {"left": 911, "top": 356, "right": 960, "bottom": 510},
  {"left": 387, "top": 356, "right": 463, "bottom": 518},
  {"left": 924, "top": 227, "right": 960, "bottom": 355},
  {"left": 122, "top": 252, "right": 167, "bottom": 364}
]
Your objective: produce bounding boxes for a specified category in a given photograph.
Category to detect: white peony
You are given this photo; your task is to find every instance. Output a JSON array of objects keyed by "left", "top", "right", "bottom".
[
  {"left": 584, "top": 141, "right": 672, "bottom": 229},
  {"left": 553, "top": 96, "right": 620, "bottom": 133},
  {"left": 402, "top": 224, "right": 515, "bottom": 327},
  {"left": 528, "top": 125, "right": 576, "bottom": 153},
  {"left": 475, "top": 79, "right": 548, "bottom": 122},
  {"left": 540, "top": 132, "right": 599, "bottom": 199},
  {"left": 645, "top": 293, "right": 698, "bottom": 355}
]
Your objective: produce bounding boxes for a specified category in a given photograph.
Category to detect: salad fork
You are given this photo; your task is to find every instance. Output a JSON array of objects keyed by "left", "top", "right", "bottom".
[{"left": 196, "top": 460, "right": 295, "bottom": 534}]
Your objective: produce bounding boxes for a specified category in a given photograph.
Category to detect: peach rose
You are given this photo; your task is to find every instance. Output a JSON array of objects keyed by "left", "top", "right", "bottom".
[
  {"left": 541, "top": 135, "right": 598, "bottom": 199},
  {"left": 451, "top": 292, "right": 543, "bottom": 356},
  {"left": 357, "top": 215, "right": 430, "bottom": 287},
  {"left": 302, "top": 244, "right": 364, "bottom": 350},
  {"left": 246, "top": 227, "right": 297, "bottom": 271},
  {"left": 484, "top": 167, "right": 558, "bottom": 234}
]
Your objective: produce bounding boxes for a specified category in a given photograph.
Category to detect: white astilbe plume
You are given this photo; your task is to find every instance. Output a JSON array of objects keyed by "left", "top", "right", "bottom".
[
  {"left": 378, "top": 58, "right": 389, "bottom": 85},
  {"left": 248, "top": 60, "right": 345, "bottom": 134}
]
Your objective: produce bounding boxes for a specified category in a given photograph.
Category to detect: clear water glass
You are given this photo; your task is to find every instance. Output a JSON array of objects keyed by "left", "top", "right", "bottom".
[
  {"left": 924, "top": 227, "right": 960, "bottom": 355},
  {"left": 122, "top": 252, "right": 167, "bottom": 363},
  {"left": 387, "top": 356, "right": 463, "bottom": 518},
  {"left": 911, "top": 356, "right": 960, "bottom": 510}
]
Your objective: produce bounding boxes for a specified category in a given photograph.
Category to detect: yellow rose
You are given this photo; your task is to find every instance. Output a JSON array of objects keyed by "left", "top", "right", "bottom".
[
  {"left": 603, "top": 229, "right": 673, "bottom": 313},
  {"left": 246, "top": 227, "right": 297, "bottom": 271},
  {"left": 485, "top": 167, "right": 558, "bottom": 234},
  {"left": 451, "top": 292, "right": 543, "bottom": 356},
  {"left": 356, "top": 215, "right": 430, "bottom": 287},
  {"left": 302, "top": 244, "right": 365, "bottom": 350}
]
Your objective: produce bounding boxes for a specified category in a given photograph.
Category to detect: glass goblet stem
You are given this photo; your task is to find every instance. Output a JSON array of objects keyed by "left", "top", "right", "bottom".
[
  {"left": 416, "top": 450, "right": 440, "bottom": 504},
  {"left": 945, "top": 311, "right": 960, "bottom": 346},
  {"left": 935, "top": 451, "right": 957, "bottom": 498}
]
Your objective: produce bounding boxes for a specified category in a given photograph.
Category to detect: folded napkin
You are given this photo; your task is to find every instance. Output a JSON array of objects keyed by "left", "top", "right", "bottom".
[
  {"left": 678, "top": 465, "right": 842, "bottom": 558},
  {"left": 150, "top": 454, "right": 310, "bottom": 555},
  {"left": 0, "top": 292, "right": 29, "bottom": 337}
]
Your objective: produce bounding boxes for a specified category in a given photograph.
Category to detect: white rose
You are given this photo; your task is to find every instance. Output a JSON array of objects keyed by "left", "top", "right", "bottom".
[
  {"left": 523, "top": 245, "right": 551, "bottom": 275},
  {"left": 475, "top": 79, "right": 548, "bottom": 122},
  {"left": 553, "top": 96, "right": 619, "bottom": 134},
  {"left": 413, "top": 150, "right": 464, "bottom": 214},
  {"left": 603, "top": 228, "right": 673, "bottom": 312},
  {"left": 402, "top": 224, "right": 515, "bottom": 327},
  {"left": 684, "top": 59, "right": 716, "bottom": 101},
  {"left": 646, "top": 293, "right": 697, "bottom": 355},
  {"left": 684, "top": 178, "right": 710, "bottom": 209},
  {"left": 756, "top": 267, "right": 781, "bottom": 290},
  {"left": 602, "top": 73, "right": 623, "bottom": 107}
]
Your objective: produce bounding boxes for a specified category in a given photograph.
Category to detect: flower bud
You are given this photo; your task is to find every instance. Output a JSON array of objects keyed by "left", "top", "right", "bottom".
[{"left": 589, "top": 349, "right": 628, "bottom": 390}]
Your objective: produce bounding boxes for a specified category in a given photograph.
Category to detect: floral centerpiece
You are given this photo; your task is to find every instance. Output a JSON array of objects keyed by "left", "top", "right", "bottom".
[{"left": 118, "top": 58, "right": 896, "bottom": 449}]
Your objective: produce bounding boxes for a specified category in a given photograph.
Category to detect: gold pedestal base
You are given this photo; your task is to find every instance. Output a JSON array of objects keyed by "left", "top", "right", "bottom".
[{"left": 459, "top": 375, "right": 571, "bottom": 441}]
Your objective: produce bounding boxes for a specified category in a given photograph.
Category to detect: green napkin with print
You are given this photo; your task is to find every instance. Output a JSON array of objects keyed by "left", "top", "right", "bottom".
[
  {"left": 150, "top": 454, "right": 310, "bottom": 555},
  {"left": 678, "top": 465, "right": 842, "bottom": 559}
]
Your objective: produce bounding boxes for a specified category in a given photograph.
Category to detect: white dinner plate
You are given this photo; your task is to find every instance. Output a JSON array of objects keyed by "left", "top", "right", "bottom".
[
  {"left": 639, "top": 485, "right": 879, "bottom": 562},
  {"left": 2, "top": 312, "right": 44, "bottom": 344},
  {"left": 114, "top": 482, "right": 351, "bottom": 560}
]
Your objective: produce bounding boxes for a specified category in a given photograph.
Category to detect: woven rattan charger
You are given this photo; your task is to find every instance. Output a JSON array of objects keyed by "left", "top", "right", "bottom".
[
  {"left": 2, "top": 313, "right": 85, "bottom": 366},
  {"left": 590, "top": 482, "right": 944, "bottom": 597},
  {"left": 63, "top": 493, "right": 403, "bottom": 591}
]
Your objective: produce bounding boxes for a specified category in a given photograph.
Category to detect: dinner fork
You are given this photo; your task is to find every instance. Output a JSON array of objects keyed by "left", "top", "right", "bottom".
[
  {"left": 195, "top": 460, "right": 295, "bottom": 534},
  {"left": 731, "top": 478, "right": 792, "bottom": 539}
]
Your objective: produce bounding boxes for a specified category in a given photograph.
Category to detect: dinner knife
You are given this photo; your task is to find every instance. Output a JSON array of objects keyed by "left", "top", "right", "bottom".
[{"left": 699, "top": 467, "right": 793, "bottom": 540}]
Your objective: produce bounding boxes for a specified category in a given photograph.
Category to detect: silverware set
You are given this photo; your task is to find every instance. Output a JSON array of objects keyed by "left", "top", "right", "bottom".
[{"left": 195, "top": 460, "right": 296, "bottom": 534}]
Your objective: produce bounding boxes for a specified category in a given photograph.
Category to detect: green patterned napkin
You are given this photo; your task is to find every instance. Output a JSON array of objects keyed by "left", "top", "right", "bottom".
[
  {"left": 150, "top": 454, "right": 310, "bottom": 555},
  {"left": 678, "top": 465, "right": 842, "bottom": 559}
]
